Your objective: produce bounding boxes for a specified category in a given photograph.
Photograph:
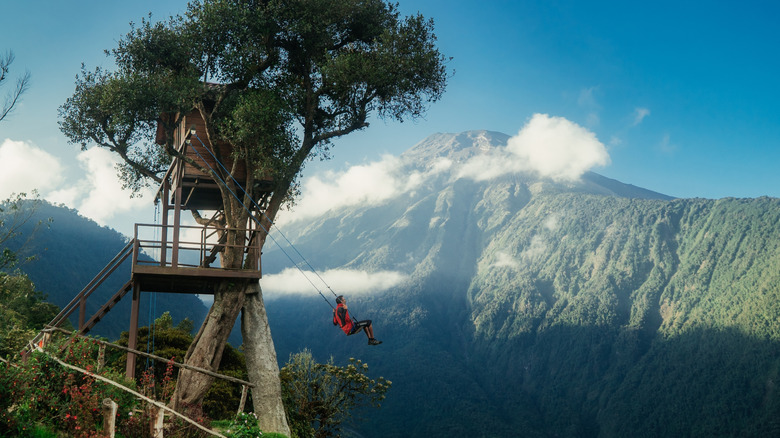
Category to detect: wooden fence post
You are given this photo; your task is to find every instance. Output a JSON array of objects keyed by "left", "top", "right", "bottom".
[
  {"left": 101, "top": 398, "right": 118, "bottom": 438},
  {"left": 237, "top": 384, "right": 248, "bottom": 415},
  {"left": 97, "top": 344, "right": 106, "bottom": 372},
  {"left": 150, "top": 404, "right": 165, "bottom": 438}
]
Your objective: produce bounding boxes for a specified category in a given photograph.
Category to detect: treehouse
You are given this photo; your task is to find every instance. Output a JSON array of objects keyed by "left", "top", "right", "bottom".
[
  {"left": 154, "top": 109, "right": 274, "bottom": 211},
  {"left": 31, "top": 107, "right": 277, "bottom": 379}
]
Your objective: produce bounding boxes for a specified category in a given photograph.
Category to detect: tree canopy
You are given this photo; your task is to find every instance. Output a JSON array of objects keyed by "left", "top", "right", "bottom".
[
  {"left": 59, "top": 0, "right": 449, "bottom": 215},
  {"left": 58, "top": 1, "right": 447, "bottom": 429}
]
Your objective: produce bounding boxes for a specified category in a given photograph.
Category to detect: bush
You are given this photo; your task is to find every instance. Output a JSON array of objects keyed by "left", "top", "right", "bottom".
[{"left": 280, "top": 350, "right": 391, "bottom": 438}]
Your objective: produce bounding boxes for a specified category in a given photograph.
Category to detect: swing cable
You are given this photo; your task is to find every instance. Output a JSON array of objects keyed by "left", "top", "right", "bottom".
[
  {"left": 186, "top": 135, "right": 339, "bottom": 312},
  {"left": 192, "top": 133, "right": 343, "bottom": 300}
]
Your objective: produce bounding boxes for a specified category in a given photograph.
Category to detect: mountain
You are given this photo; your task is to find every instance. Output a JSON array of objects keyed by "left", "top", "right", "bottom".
[
  {"left": 6, "top": 202, "right": 208, "bottom": 340},
  {"left": 260, "top": 131, "right": 780, "bottom": 437},
  {"left": 5, "top": 130, "right": 780, "bottom": 437}
]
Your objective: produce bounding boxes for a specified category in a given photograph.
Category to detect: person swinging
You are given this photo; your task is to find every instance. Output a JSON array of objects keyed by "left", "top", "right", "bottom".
[{"left": 333, "top": 295, "right": 382, "bottom": 345}]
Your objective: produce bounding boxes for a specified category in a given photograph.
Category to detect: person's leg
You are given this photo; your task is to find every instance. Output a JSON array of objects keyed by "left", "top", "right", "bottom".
[{"left": 358, "top": 320, "right": 372, "bottom": 339}]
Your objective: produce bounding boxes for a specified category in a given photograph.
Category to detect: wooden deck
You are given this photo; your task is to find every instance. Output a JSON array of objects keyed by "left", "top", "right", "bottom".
[{"left": 132, "top": 264, "right": 260, "bottom": 295}]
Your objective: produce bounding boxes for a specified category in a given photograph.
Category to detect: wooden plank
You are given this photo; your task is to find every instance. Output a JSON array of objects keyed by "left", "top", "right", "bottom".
[{"left": 132, "top": 265, "right": 261, "bottom": 279}]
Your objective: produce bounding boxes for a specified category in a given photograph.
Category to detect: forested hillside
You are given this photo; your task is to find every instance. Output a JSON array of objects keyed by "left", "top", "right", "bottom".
[
  {"left": 258, "top": 132, "right": 780, "bottom": 437},
  {"left": 4, "top": 131, "right": 780, "bottom": 437}
]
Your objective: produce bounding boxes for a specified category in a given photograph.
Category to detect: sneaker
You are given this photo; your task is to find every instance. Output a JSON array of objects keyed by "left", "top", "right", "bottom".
[{"left": 368, "top": 338, "right": 382, "bottom": 346}]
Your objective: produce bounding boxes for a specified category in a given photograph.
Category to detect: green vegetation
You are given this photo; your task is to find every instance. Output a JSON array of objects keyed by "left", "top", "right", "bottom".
[
  {"left": 0, "top": 194, "right": 58, "bottom": 359},
  {"left": 458, "top": 195, "right": 780, "bottom": 436},
  {"left": 7, "top": 164, "right": 780, "bottom": 436},
  {"left": 280, "top": 350, "right": 390, "bottom": 438},
  {"left": 265, "top": 181, "right": 780, "bottom": 437},
  {"left": 109, "top": 311, "right": 249, "bottom": 421},
  {"left": 0, "top": 271, "right": 59, "bottom": 358}
]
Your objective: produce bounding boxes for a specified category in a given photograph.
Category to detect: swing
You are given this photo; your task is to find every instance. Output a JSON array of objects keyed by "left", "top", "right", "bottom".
[{"left": 189, "top": 132, "right": 382, "bottom": 345}]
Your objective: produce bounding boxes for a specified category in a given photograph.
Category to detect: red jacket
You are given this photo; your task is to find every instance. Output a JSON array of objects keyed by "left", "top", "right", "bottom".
[{"left": 333, "top": 303, "right": 353, "bottom": 334}]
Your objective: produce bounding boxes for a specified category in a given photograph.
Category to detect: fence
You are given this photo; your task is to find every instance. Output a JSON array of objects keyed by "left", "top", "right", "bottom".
[{"left": 30, "top": 327, "right": 256, "bottom": 438}]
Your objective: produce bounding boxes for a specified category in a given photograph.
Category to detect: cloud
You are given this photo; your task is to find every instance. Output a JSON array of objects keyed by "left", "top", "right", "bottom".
[
  {"left": 64, "top": 148, "right": 155, "bottom": 227},
  {"left": 459, "top": 114, "right": 609, "bottom": 182},
  {"left": 261, "top": 268, "right": 407, "bottom": 298},
  {"left": 578, "top": 87, "right": 601, "bottom": 127},
  {"left": 543, "top": 214, "right": 559, "bottom": 231},
  {"left": 633, "top": 107, "right": 650, "bottom": 126},
  {"left": 0, "top": 139, "right": 64, "bottom": 198},
  {"left": 508, "top": 114, "right": 610, "bottom": 181},
  {"left": 282, "top": 154, "right": 450, "bottom": 224},
  {"left": 490, "top": 251, "right": 520, "bottom": 270},
  {"left": 281, "top": 114, "right": 607, "bottom": 223},
  {"left": 0, "top": 139, "right": 154, "bottom": 232},
  {"left": 578, "top": 87, "right": 599, "bottom": 109},
  {"left": 521, "top": 235, "right": 548, "bottom": 262},
  {"left": 657, "top": 133, "right": 677, "bottom": 154}
]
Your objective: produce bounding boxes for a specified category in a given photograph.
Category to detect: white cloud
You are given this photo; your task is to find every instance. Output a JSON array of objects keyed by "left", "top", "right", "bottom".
[
  {"left": 261, "top": 268, "right": 407, "bottom": 298},
  {"left": 0, "top": 139, "right": 64, "bottom": 198},
  {"left": 658, "top": 133, "right": 677, "bottom": 154},
  {"left": 508, "top": 114, "right": 610, "bottom": 181},
  {"left": 455, "top": 152, "right": 516, "bottom": 181},
  {"left": 282, "top": 154, "right": 450, "bottom": 224},
  {"left": 68, "top": 148, "right": 155, "bottom": 226},
  {"left": 578, "top": 87, "right": 599, "bottom": 109},
  {"left": 490, "top": 250, "right": 520, "bottom": 270},
  {"left": 633, "top": 107, "right": 650, "bottom": 126},
  {"left": 0, "top": 140, "right": 155, "bottom": 233},
  {"left": 543, "top": 214, "right": 559, "bottom": 231},
  {"left": 521, "top": 235, "right": 548, "bottom": 262},
  {"left": 458, "top": 114, "right": 610, "bottom": 183},
  {"left": 280, "top": 114, "right": 607, "bottom": 224}
]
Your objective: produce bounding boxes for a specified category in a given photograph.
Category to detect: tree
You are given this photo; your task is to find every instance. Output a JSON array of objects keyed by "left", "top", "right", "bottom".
[
  {"left": 0, "top": 50, "right": 30, "bottom": 123},
  {"left": 280, "top": 350, "right": 391, "bottom": 438},
  {"left": 59, "top": 0, "right": 448, "bottom": 432},
  {"left": 113, "top": 311, "right": 248, "bottom": 420},
  {"left": 0, "top": 194, "right": 57, "bottom": 358},
  {"left": 0, "top": 271, "right": 60, "bottom": 358},
  {"left": 0, "top": 192, "right": 48, "bottom": 271}
]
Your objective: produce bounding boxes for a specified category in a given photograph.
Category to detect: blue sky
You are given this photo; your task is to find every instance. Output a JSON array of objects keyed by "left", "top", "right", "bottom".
[{"left": 1, "top": 0, "right": 779, "bottom": 236}]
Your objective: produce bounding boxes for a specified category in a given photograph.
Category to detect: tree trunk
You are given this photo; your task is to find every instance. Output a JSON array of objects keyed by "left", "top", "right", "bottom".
[
  {"left": 242, "top": 282, "right": 292, "bottom": 436},
  {"left": 171, "top": 281, "right": 246, "bottom": 412}
]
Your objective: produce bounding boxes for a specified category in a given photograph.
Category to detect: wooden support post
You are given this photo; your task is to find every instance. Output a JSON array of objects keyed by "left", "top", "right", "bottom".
[
  {"left": 97, "top": 343, "right": 106, "bottom": 373},
  {"left": 79, "top": 295, "right": 86, "bottom": 330},
  {"left": 161, "top": 182, "right": 169, "bottom": 267},
  {"left": 101, "top": 398, "right": 118, "bottom": 438},
  {"left": 40, "top": 332, "right": 51, "bottom": 349},
  {"left": 237, "top": 384, "right": 248, "bottom": 415},
  {"left": 172, "top": 186, "right": 182, "bottom": 268},
  {"left": 150, "top": 404, "right": 165, "bottom": 438},
  {"left": 126, "top": 282, "right": 141, "bottom": 380}
]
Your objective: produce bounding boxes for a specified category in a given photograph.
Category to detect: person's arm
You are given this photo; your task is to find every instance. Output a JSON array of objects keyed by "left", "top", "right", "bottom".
[{"left": 333, "top": 309, "right": 338, "bottom": 325}]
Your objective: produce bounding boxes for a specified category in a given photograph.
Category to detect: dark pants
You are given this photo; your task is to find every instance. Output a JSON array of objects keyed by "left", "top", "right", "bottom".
[{"left": 349, "top": 319, "right": 372, "bottom": 335}]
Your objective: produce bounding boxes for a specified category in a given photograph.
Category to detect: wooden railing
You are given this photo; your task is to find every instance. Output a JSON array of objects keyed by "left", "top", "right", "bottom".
[{"left": 132, "top": 223, "right": 260, "bottom": 271}]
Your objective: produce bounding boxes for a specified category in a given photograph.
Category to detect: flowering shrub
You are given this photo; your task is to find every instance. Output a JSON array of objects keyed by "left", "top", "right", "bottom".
[{"left": 0, "top": 336, "right": 146, "bottom": 436}]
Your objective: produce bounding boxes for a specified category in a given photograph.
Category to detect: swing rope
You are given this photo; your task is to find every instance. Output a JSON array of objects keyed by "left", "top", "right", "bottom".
[
  {"left": 193, "top": 135, "right": 343, "bottom": 302},
  {"left": 186, "top": 135, "right": 341, "bottom": 312}
]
